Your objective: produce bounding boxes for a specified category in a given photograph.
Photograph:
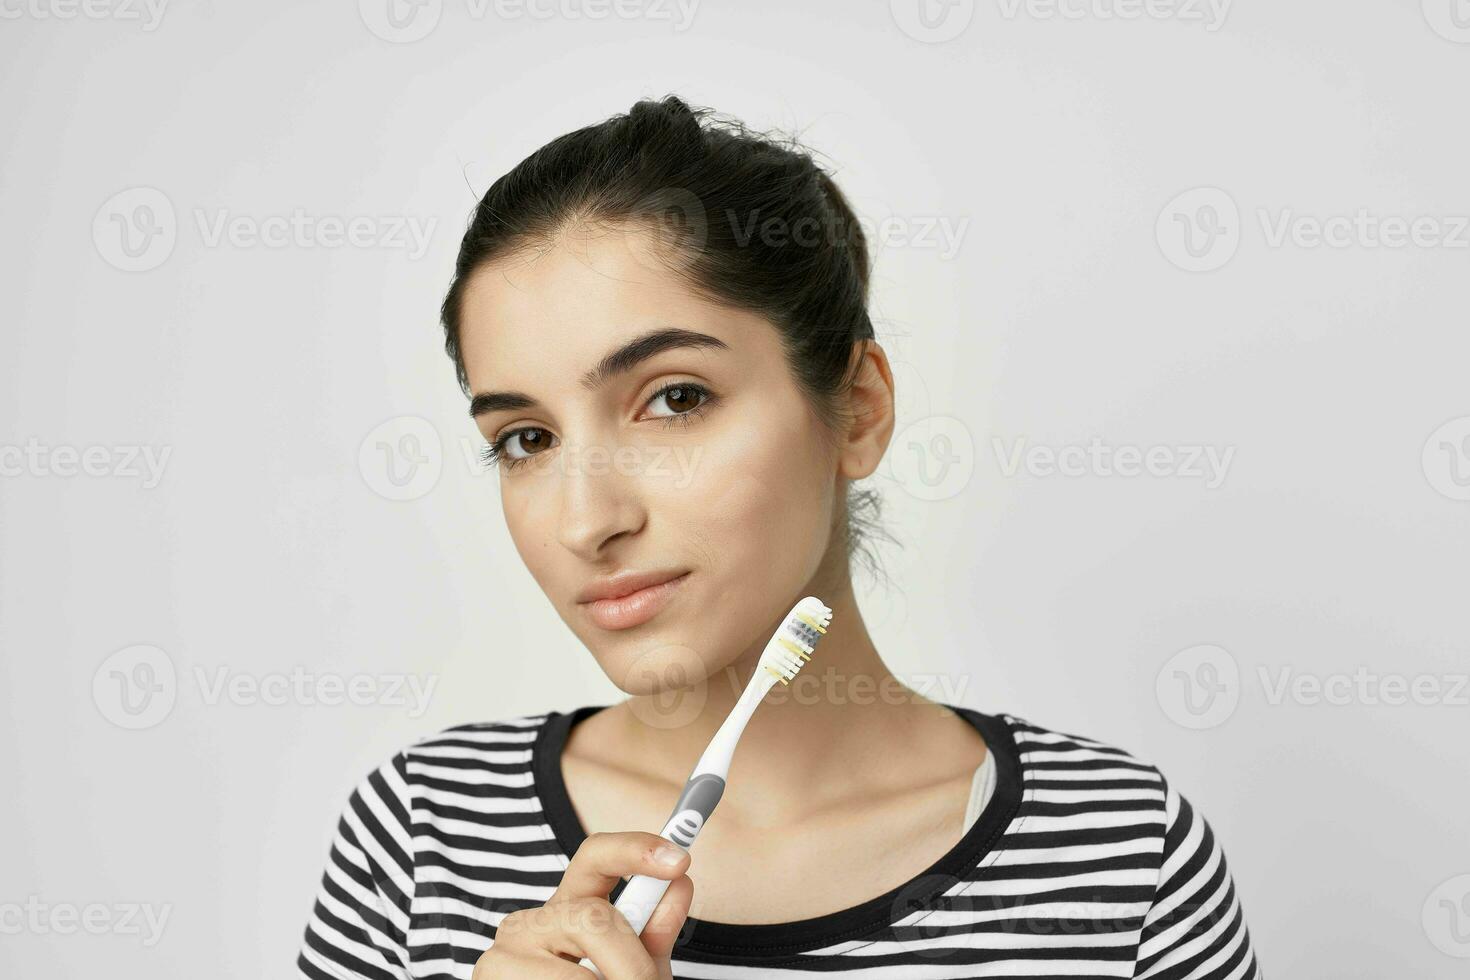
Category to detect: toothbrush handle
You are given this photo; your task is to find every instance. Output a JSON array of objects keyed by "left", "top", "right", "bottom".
[
  {"left": 611, "top": 866, "right": 676, "bottom": 935},
  {"left": 575, "top": 830, "right": 680, "bottom": 978},
  {"left": 576, "top": 774, "right": 726, "bottom": 977}
]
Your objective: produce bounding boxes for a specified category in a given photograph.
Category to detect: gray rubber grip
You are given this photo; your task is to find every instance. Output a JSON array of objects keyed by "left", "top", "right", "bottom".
[{"left": 662, "top": 772, "right": 725, "bottom": 846}]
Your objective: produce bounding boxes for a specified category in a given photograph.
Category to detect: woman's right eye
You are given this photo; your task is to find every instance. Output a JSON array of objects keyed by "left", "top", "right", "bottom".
[{"left": 482, "top": 428, "right": 554, "bottom": 469}]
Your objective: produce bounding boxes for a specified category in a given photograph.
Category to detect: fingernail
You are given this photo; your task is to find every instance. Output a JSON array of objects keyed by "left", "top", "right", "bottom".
[{"left": 654, "top": 844, "right": 685, "bottom": 867}]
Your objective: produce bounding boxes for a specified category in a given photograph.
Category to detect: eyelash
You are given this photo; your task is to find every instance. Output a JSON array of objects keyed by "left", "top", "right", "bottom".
[{"left": 479, "top": 381, "right": 717, "bottom": 472}]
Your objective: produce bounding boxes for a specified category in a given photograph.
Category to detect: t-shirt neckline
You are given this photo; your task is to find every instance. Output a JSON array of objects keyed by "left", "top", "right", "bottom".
[{"left": 530, "top": 702, "right": 1024, "bottom": 958}]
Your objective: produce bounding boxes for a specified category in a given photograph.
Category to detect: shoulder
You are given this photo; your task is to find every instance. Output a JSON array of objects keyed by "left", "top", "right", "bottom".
[
  {"left": 334, "top": 711, "right": 556, "bottom": 817},
  {"left": 998, "top": 710, "right": 1167, "bottom": 779},
  {"left": 402, "top": 710, "right": 554, "bottom": 761},
  {"left": 995, "top": 710, "right": 1206, "bottom": 837},
  {"left": 993, "top": 715, "right": 1262, "bottom": 976},
  {"left": 996, "top": 711, "right": 1243, "bottom": 885}
]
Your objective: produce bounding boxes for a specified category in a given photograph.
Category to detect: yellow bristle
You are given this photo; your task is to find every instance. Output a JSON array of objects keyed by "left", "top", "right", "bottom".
[{"left": 777, "top": 636, "right": 806, "bottom": 658}]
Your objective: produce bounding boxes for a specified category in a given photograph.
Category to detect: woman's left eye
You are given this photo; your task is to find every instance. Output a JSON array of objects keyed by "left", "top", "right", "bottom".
[{"left": 645, "top": 382, "right": 713, "bottom": 421}]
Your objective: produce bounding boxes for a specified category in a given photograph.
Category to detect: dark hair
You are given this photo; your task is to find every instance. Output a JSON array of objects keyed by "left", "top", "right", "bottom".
[{"left": 440, "top": 94, "right": 894, "bottom": 581}]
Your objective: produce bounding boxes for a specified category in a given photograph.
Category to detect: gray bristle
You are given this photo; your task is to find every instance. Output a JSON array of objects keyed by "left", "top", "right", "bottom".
[{"left": 786, "top": 619, "right": 821, "bottom": 646}]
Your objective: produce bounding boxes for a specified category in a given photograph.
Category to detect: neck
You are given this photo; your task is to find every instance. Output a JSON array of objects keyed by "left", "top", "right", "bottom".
[{"left": 605, "top": 576, "right": 957, "bottom": 825}]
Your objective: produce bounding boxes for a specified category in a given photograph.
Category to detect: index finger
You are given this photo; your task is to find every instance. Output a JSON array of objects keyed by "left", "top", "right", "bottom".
[{"left": 552, "top": 831, "right": 690, "bottom": 902}]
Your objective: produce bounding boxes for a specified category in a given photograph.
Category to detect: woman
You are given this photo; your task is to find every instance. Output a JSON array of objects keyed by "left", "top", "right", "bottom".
[{"left": 297, "top": 95, "right": 1262, "bottom": 979}]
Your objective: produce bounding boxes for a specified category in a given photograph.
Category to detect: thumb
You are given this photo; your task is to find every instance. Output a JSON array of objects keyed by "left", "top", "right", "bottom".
[{"left": 640, "top": 873, "right": 694, "bottom": 973}]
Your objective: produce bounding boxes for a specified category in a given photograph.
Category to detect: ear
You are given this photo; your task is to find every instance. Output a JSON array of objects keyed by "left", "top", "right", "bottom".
[{"left": 836, "top": 339, "right": 896, "bottom": 481}]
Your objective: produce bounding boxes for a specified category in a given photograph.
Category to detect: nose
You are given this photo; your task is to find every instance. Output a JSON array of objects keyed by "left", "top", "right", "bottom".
[{"left": 555, "top": 442, "right": 646, "bottom": 561}]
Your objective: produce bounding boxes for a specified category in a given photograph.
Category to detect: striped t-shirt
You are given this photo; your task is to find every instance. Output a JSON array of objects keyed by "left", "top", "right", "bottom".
[{"left": 297, "top": 704, "right": 1263, "bottom": 979}]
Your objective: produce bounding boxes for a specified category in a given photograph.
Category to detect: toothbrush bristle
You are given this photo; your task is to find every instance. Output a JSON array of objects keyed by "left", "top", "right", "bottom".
[{"left": 759, "top": 597, "right": 832, "bottom": 684}]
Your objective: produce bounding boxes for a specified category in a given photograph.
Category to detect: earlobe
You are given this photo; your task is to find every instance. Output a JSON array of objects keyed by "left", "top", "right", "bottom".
[{"left": 837, "top": 340, "right": 896, "bottom": 481}]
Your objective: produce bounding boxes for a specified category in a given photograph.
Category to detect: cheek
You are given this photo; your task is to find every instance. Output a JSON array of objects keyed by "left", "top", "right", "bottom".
[
  {"left": 499, "top": 477, "right": 558, "bottom": 587},
  {"left": 661, "top": 402, "right": 835, "bottom": 585}
]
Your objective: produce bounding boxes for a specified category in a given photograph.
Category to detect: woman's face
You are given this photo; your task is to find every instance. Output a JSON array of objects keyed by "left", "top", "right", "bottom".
[{"left": 457, "top": 221, "right": 843, "bottom": 694}]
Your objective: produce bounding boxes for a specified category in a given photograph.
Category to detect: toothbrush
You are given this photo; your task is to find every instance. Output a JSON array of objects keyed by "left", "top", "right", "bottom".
[{"left": 578, "top": 595, "right": 833, "bottom": 977}]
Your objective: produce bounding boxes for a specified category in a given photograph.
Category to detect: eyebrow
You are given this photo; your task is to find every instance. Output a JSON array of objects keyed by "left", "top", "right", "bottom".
[{"left": 468, "top": 327, "right": 730, "bottom": 418}]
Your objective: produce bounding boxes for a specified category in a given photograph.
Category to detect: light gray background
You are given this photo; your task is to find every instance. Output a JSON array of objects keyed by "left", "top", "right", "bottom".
[{"left": 2, "top": 1, "right": 1468, "bottom": 976}]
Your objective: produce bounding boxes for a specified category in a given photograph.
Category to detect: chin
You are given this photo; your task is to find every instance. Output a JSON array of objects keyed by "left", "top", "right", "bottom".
[{"left": 596, "top": 633, "right": 717, "bottom": 695}]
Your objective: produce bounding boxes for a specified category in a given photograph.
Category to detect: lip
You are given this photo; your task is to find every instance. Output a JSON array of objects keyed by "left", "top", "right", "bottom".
[{"left": 577, "top": 571, "right": 691, "bottom": 631}]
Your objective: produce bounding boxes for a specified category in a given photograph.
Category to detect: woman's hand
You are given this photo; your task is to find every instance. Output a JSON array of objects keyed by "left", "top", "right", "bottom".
[{"left": 472, "top": 831, "right": 694, "bottom": 979}]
